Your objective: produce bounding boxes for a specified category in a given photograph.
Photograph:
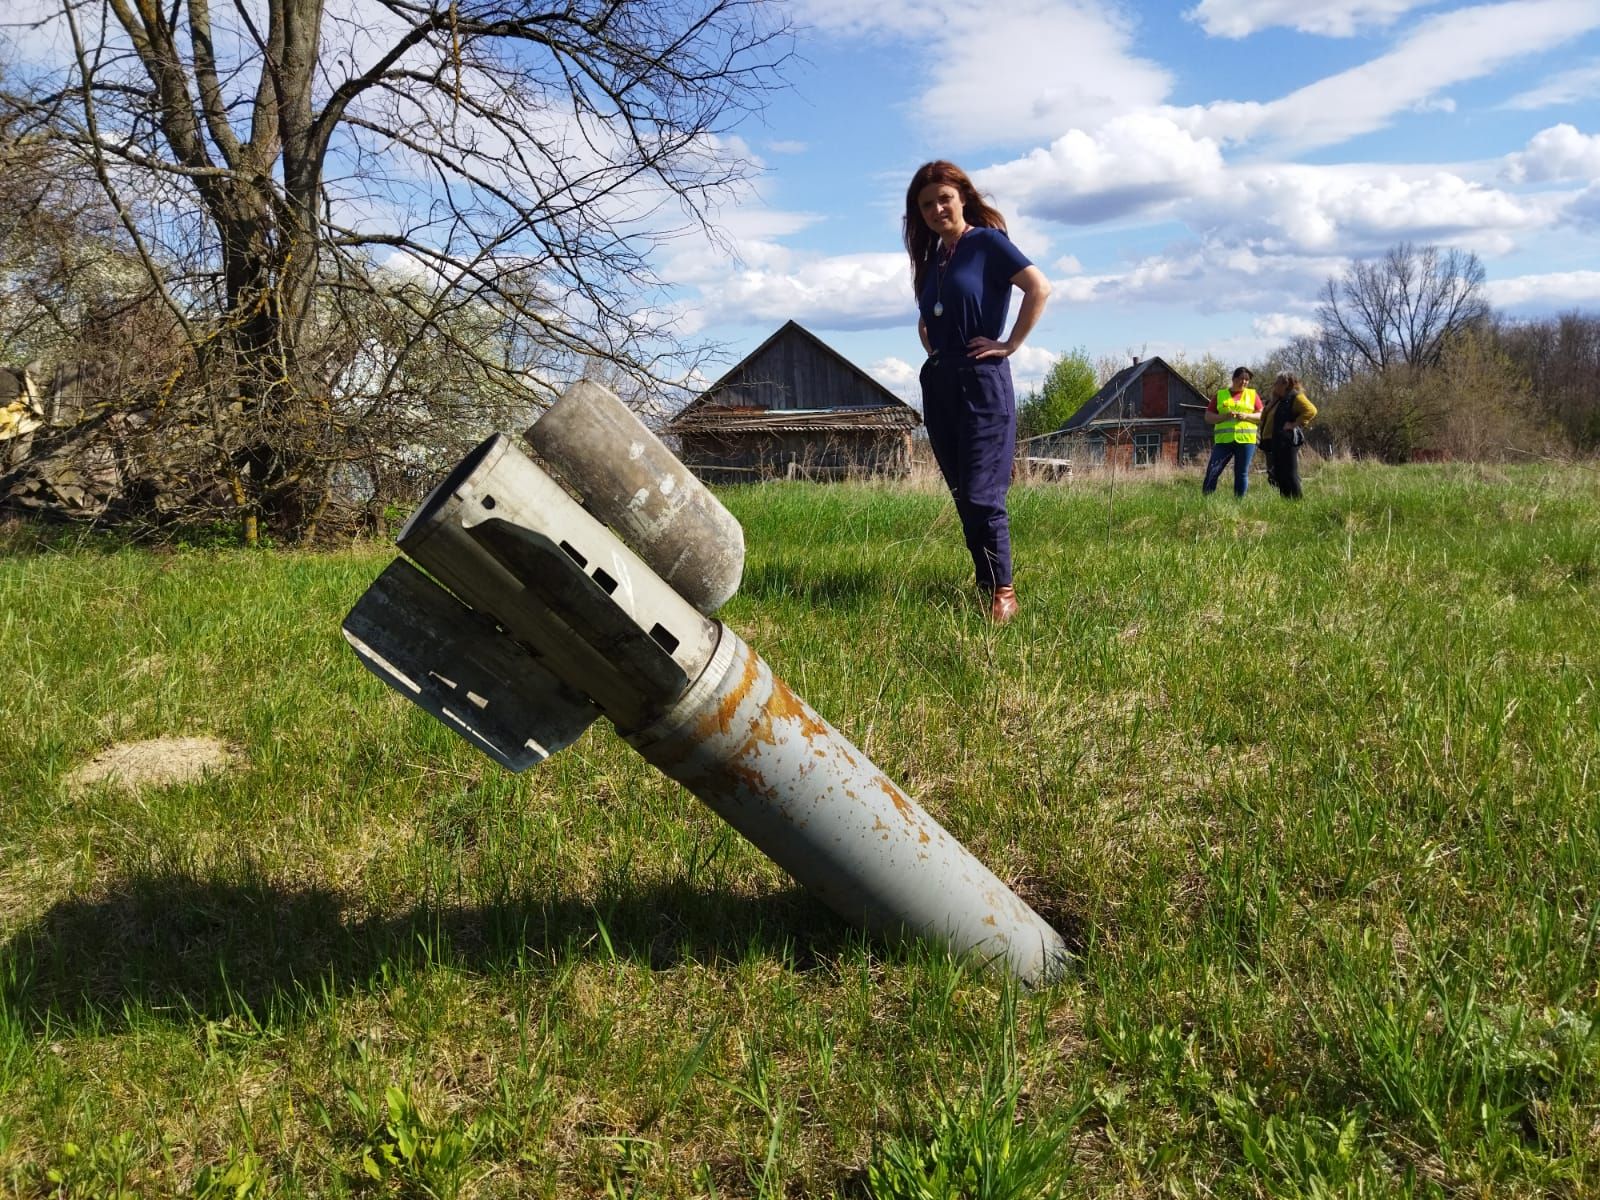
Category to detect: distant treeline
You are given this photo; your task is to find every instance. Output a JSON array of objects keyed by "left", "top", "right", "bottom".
[{"left": 1022, "top": 244, "right": 1599, "bottom": 464}]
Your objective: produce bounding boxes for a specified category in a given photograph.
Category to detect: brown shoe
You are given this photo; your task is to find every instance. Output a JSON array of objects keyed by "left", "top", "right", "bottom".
[{"left": 988, "top": 585, "right": 1019, "bottom": 624}]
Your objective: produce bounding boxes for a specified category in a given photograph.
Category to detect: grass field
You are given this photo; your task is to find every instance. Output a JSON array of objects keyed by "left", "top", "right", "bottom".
[{"left": 1, "top": 458, "right": 1598, "bottom": 1198}]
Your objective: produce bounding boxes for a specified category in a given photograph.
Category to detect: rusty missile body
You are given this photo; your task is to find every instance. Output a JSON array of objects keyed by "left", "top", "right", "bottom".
[{"left": 342, "top": 382, "right": 1068, "bottom": 984}]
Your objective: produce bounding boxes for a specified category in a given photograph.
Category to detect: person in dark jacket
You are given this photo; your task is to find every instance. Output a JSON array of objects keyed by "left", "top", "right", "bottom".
[
  {"left": 1259, "top": 372, "right": 1318, "bottom": 500},
  {"left": 904, "top": 161, "right": 1051, "bottom": 624}
]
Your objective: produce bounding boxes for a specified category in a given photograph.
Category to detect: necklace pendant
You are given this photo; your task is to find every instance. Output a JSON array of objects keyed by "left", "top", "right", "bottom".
[{"left": 932, "top": 301, "right": 944, "bottom": 317}]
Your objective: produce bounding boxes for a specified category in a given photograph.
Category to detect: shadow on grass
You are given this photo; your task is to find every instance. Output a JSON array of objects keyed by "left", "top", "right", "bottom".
[{"left": 0, "top": 871, "right": 862, "bottom": 1035}]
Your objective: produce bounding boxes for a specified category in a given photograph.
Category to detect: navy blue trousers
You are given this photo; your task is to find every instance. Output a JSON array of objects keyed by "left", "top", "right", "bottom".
[
  {"left": 1201, "top": 441, "right": 1256, "bottom": 497},
  {"left": 919, "top": 356, "right": 1016, "bottom": 589}
]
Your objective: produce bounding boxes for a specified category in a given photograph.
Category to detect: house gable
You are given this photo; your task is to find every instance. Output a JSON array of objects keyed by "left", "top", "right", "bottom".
[
  {"left": 664, "top": 321, "right": 919, "bottom": 482},
  {"left": 1022, "top": 355, "right": 1214, "bottom": 466},
  {"left": 1055, "top": 356, "right": 1210, "bottom": 432},
  {"left": 670, "top": 320, "right": 909, "bottom": 423}
]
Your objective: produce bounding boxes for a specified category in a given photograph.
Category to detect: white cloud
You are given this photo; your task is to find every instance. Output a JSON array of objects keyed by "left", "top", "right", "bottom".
[
  {"left": 1252, "top": 313, "right": 1321, "bottom": 341},
  {"left": 689, "top": 251, "right": 914, "bottom": 332},
  {"left": 1185, "top": 0, "right": 1437, "bottom": 38},
  {"left": 1503, "top": 58, "right": 1600, "bottom": 109},
  {"left": 1575, "top": 185, "right": 1600, "bottom": 225},
  {"left": 977, "top": 115, "right": 1225, "bottom": 225},
  {"left": 797, "top": 0, "right": 1170, "bottom": 148},
  {"left": 1502, "top": 124, "right": 1600, "bottom": 183},
  {"left": 1484, "top": 270, "right": 1600, "bottom": 307},
  {"left": 1171, "top": 0, "right": 1600, "bottom": 152},
  {"left": 699, "top": 3, "right": 1600, "bottom": 356},
  {"left": 659, "top": 204, "right": 826, "bottom": 284},
  {"left": 868, "top": 356, "right": 920, "bottom": 401},
  {"left": 374, "top": 248, "right": 436, "bottom": 281},
  {"left": 979, "top": 115, "right": 1552, "bottom": 258},
  {"left": 1042, "top": 240, "right": 1356, "bottom": 318},
  {"left": 10, "top": 0, "right": 771, "bottom": 299},
  {"left": 1218, "top": 164, "right": 1549, "bottom": 254},
  {"left": 1009, "top": 344, "right": 1060, "bottom": 395}
]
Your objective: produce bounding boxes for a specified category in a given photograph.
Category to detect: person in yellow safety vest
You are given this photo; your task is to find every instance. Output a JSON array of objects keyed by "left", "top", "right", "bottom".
[{"left": 1201, "top": 366, "right": 1262, "bottom": 497}]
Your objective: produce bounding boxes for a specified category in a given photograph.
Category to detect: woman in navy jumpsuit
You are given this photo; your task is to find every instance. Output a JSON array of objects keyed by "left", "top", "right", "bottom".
[{"left": 904, "top": 161, "right": 1052, "bottom": 623}]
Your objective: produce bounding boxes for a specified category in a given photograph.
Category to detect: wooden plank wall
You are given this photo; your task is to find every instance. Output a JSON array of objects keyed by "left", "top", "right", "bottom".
[
  {"left": 678, "top": 430, "right": 912, "bottom": 482},
  {"left": 706, "top": 327, "right": 891, "bottom": 413}
]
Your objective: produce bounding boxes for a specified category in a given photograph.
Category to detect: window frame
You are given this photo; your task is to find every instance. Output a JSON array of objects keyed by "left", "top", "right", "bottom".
[{"left": 1132, "top": 430, "right": 1162, "bottom": 467}]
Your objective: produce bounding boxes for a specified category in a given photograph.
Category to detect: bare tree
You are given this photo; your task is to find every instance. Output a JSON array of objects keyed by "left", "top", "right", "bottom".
[
  {"left": 13, "top": 0, "right": 789, "bottom": 541},
  {"left": 1258, "top": 332, "right": 1347, "bottom": 397},
  {"left": 1316, "top": 242, "right": 1490, "bottom": 376},
  {"left": 1159, "top": 350, "right": 1228, "bottom": 400},
  {"left": 1316, "top": 363, "right": 1438, "bottom": 461},
  {"left": 1424, "top": 328, "right": 1555, "bottom": 461},
  {"left": 1494, "top": 310, "right": 1600, "bottom": 452},
  {"left": 0, "top": 81, "right": 147, "bottom": 366}
]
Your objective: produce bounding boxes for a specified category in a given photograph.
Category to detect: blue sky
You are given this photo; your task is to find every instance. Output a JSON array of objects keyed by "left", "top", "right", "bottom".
[{"left": 666, "top": 0, "right": 1600, "bottom": 399}]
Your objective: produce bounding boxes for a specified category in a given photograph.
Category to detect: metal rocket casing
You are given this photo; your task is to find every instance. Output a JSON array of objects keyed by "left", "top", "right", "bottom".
[
  {"left": 341, "top": 381, "right": 1069, "bottom": 984},
  {"left": 626, "top": 627, "right": 1069, "bottom": 983},
  {"left": 393, "top": 432, "right": 719, "bottom": 733},
  {"left": 524, "top": 380, "right": 743, "bottom": 615}
]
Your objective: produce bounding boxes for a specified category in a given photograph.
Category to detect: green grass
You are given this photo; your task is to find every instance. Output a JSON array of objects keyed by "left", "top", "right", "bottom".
[{"left": 1, "top": 458, "right": 1597, "bottom": 1197}]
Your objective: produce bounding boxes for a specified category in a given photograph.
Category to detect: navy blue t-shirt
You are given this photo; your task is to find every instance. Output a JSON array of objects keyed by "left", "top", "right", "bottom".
[{"left": 918, "top": 226, "right": 1032, "bottom": 359}]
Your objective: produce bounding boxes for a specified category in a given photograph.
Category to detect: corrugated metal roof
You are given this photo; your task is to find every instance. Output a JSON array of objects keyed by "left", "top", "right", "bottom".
[
  {"left": 672, "top": 405, "right": 918, "bottom": 434},
  {"left": 1069, "top": 417, "right": 1184, "bottom": 428}
]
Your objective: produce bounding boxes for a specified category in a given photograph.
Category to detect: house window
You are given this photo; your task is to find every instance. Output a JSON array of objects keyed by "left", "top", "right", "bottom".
[{"left": 1133, "top": 431, "right": 1161, "bottom": 467}]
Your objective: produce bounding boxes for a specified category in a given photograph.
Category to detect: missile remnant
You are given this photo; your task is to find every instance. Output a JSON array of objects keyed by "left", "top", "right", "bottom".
[{"left": 342, "top": 382, "right": 1067, "bottom": 983}]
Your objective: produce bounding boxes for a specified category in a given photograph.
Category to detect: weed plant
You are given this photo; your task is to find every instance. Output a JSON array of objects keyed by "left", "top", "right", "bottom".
[{"left": 0, "top": 460, "right": 1596, "bottom": 1196}]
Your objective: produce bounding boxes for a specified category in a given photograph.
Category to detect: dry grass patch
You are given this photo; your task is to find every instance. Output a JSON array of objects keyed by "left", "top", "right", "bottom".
[
  {"left": 0, "top": 855, "right": 78, "bottom": 934},
  {"left": 65, "top": 735, "right": 238, "bottom": 796}
]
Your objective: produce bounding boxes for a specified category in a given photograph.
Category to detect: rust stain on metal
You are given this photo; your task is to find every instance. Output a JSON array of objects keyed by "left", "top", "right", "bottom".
[
  {"left": 765, "top": 675, "right": 829, "bottom": 739},
  {"left": 746, "top": 705, "right": 777, "bottom": 747},
  {"left": 725, "top": 759, "right": 771, "bottom": 795},
  {"left": 874, "top": 776, "right": 917, "bottom": 825},
  {"left": 697, "top": 651, "right": 761, "bottom": 739},
  {"left": 729, "top": 660, "right": 790, "bottom": 750}
]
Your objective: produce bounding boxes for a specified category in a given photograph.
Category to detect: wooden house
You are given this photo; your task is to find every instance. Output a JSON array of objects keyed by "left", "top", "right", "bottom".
[
  {"left": 1023, "top": 356, "right": 1212, "bottom": 468},
  {"left": 666, "top": 321, "right": 920, "bottom": 482}
]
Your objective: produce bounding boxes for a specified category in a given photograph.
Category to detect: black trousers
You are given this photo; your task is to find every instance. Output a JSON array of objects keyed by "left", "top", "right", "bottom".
[{"left": 1265, "top": 436, "right": 1302, "bottom": 499}]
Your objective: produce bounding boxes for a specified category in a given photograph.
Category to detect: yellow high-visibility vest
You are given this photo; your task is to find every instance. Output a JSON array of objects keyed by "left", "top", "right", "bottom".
[{"left": 1215, "top": 387, "right": 1259, "bottom": 445}]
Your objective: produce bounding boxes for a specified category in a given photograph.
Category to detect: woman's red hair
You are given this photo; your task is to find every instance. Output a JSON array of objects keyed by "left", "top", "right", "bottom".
[{"left": 903, "top": 161, "right": 1008, "bottom": 296}]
